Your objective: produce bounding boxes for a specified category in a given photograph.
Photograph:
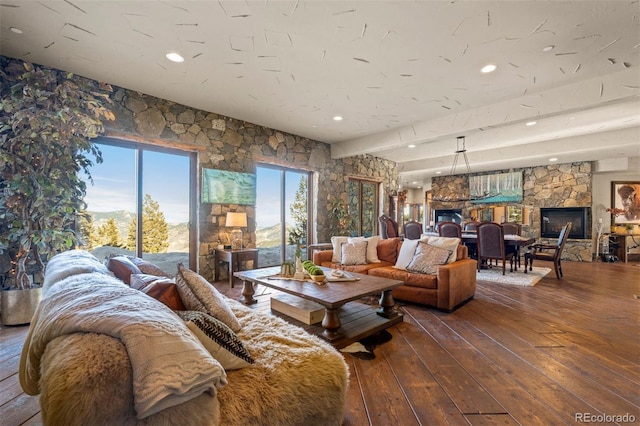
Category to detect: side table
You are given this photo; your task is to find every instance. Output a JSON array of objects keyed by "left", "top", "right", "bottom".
[{"left": 214, "top": 248, "right": 259, "bottom": 288}]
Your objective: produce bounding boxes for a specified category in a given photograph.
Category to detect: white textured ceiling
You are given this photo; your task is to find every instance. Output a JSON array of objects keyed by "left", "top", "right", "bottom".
[{"left": 1, "top": 0, "right": 639, "bottom": 187}]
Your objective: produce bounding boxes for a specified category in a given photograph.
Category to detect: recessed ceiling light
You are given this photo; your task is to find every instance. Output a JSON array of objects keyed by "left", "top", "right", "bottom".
[
  {"left": 549, "top": 157, "right": 558, "bottom": 162},
  {"left": 481, "top": 64, "right": 497, "bottom": 73},
  {"left": 408, "top": 144, "right": 416, "bottom": 148},
  {"left": 165, "top": 52, "right": 184, "bottom": 63},
  {"left": 332, "top": 115, "right": 343, "bottom": 121},
  {"left": 526, "top": 121, "right": 537, "bottom": 126},
  {"left": 10, "top": 27, "right": 23, "bottom": 34},
  {"left": 542, "top": 45, "right": 555, "bottom": 52},
  {"left": 435, "top": 171, "right": 442, "bottom": 175}
]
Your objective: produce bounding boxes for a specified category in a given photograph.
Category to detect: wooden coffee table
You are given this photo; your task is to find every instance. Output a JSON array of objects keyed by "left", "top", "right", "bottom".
[{"left": 234, "top": 266, "right": 404, "bottom": 349}]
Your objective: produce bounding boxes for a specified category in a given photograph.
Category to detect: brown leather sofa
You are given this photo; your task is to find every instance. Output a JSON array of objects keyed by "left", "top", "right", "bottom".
[{"left": 313, "top": 238, "right": 477, "bottom": 312}]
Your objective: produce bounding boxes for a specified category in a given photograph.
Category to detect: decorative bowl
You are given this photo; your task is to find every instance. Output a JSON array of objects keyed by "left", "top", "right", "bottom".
[{"left": 310, "top": 274, "right": 325, "bottom": 283}]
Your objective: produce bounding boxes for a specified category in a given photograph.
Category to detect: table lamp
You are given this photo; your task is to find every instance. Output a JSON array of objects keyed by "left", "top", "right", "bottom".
[{"left": 226, "top": 212, "right": 247, "bottom": 250}]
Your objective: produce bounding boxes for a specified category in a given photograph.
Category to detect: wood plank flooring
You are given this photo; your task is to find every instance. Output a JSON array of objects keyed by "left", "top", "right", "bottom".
[{"left": 1, "top": 258, "right": 638, "bottom": 425}]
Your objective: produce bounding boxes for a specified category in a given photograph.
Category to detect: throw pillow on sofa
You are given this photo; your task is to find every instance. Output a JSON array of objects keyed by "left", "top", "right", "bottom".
[
  {"left": 348, "top": 235, "right": 380, "bottom": 263},
  {"left": 177, "top": 311, "right": 253, "bottom": 370},
  {"left": 127, "top": 256, "right": 171, "bottom": 277},
  {"left": 406, "top": 241, "right": 452, "bottom": 274},
  {"left": 394, "top": 238, "right": 421, "bottom": 270},
  {"left": 340, "top": 241, "right": 368, "bottom": 265},
  {"left": 176, "top": 264, "right": 241, "bottom": 332},
  {"left": 136, "top": 276, "right": 186, "bottom": 311},
  {"left": 423, "top": 236, "right": 460, "bottom": 263},
  {"left": 106, "top": 255, "right": 142, "bottom": 285},
  {"left": 331, "top": 236, "right": 349, "bottom": 263}
]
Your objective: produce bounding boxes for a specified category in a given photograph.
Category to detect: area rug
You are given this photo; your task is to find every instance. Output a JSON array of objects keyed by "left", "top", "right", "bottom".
[
  {"left": 340, "top": 330, "right": 393, "bottom": 360},
  {"left": 477, "top": 266, "right": 551, "bottom": 286}
]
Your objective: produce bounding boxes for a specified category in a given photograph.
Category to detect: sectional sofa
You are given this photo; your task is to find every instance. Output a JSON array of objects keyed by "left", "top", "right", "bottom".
[{"left": 313, "top": 236, "right": 477, "bottom": 312}]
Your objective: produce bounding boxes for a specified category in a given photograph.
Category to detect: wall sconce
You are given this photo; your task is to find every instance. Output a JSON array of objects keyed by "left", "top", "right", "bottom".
[{"left": 226, "top": 212, "right": 247, "bottom": 250}]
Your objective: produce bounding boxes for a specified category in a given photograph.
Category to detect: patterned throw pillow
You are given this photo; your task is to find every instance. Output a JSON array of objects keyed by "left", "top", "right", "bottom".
[
  {"left": 348, "top": 236, "right": 381, "bottom": 263},
  {"left": 424, "top": 236, "right": 460, "bottom": 263},
  {"left": 175, "top": 264, "right": 241, "bottom": 332},
  {"left": 340, "top": 241, "right": 368, "bottom": 265},
  {"left": 406, "top": 241, "right": 452, "bottom": 274},
  {"left": 177, "top": 311, "right": 253, "bottom": 370},
  {"left": 127, "top": 256, "right": 171, "bottom": 277}
]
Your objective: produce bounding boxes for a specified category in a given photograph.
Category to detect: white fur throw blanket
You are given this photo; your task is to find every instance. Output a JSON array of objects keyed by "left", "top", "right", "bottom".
[{"left": 20, "top": 268, "right": 227, "bottom": 419}]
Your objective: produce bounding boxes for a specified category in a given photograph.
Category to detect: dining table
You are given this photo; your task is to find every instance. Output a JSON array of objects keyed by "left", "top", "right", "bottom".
[{"left": 422, "top": 232, "right": 535, "bottom": 271}]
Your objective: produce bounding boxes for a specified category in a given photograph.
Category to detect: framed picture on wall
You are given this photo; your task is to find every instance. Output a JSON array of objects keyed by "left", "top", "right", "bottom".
[{"left": 610, "top": 181, "right": 640, "bottom": 224}]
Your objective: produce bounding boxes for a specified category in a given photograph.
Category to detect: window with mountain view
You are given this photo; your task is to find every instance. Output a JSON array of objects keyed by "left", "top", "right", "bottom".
[
  {"left": 255, "top": 165, "right": 310, "bottom": 267},
  {"left": 80, "top": 139, "right": 196, "bottom": 273}
]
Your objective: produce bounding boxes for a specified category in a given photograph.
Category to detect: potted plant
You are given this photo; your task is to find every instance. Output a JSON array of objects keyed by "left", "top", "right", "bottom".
[{"left": 0, "top": 58, "right": 114, "bottom": 324}]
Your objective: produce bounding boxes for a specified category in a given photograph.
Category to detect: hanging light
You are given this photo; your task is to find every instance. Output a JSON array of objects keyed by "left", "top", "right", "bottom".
[{"left": 450, "top": 136, "right": 471, "bottom": 175}]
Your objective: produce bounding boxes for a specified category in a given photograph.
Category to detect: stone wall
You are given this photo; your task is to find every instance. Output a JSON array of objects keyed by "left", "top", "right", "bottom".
[
  {"left": 105, "top": 88, "right": 398, "bottom": 278},
  {"left": 432, "top": 162, "right": 593, "bottom": 262}
]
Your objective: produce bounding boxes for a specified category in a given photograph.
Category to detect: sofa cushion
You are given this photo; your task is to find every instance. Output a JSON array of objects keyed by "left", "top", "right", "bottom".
[
  {"left": 423, "top": 236, "right": 460, "bottom": 263},
  {"left": 341, "top": 241, "right": 368, "bottom": 265},
  {"left": 330, "top": 236, "right": 349, "bottom": 263},
  {"left": 177, "top": 311, "right": 253, "bottom": 370},
  {"left": 406, "top": 242, "right": 452, "bottom": 274},
  {"left": 127, "top": 256, "right": 171, "bottom": 277},
  {"left": 394, "top": 239, "right": 420, "bottom": 270},
  {"left": 376, "top": 237, "right": 400, "bottom": 263},
  {"left": 175, "top": 264, "right": 241, "bottom": 332},
  {"left": 347, "top": 235, "right": 380, "bottom": 263},
  {"left": 369, "top": 266, "right": 438, "bottom": 289},
  {"left": 130, "top": 273, "right": 173, "bottom": 291},
  {"left": 106, "top": 256, "right": 142, "bottom": 285}
]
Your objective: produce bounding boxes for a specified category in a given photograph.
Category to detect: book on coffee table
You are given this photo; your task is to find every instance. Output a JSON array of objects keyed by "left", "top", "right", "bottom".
[{"left": 271, "top": 293, "right": 324, "bottom": 325}]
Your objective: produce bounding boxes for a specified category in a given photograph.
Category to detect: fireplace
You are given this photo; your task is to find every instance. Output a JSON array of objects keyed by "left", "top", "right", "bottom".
[
  {"left": 434, "top": 209, "right": 462, "bottom": 224},
  {"left": 540, "top": 207, "right": 590, "bottom": 239}
]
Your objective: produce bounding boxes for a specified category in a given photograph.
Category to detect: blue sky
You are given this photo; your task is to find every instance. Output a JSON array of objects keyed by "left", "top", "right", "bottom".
[{"left": 83, "top": 143, "right": 303, "bottom": 228}]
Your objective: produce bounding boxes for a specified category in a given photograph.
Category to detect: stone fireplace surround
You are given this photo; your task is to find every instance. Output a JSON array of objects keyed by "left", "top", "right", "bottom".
[{"left": 431, "top": 162, "right": 594, "bottom": 262}]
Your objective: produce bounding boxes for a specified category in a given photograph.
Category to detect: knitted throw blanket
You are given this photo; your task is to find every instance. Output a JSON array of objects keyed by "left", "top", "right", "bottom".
[{"left": 20, "top": 272, "right": 227, "bottom": 419}]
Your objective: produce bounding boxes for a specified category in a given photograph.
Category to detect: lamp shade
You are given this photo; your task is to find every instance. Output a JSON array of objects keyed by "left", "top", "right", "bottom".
[{"left": 226, "top": 212, "right": 247, "bottom": 227}]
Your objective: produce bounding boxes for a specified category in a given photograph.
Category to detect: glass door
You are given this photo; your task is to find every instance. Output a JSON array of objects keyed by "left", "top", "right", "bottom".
[{"left": 256, "top": 165, "right": 309, "bottom": 266}]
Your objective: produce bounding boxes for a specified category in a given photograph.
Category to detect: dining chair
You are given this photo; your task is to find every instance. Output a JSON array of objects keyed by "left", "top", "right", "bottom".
[
  {"left": 477, "top": 222, "right": 514, "bottom": 275},
  {"left": 438, "top": 221, "right": 462, "bottom": 238},
  {"left": 501, "top": 222, "right": 522, "bottom": 267},
  {"left": 524, "top": 222, "right": 572, "bottom": 279},
  {"left": 403, "top": 220, "right": 423, "bottom": 240},
  {"left": 462, "top": 221, "right": 480, "bottom": 258},
  {"left": 378, "top": 215, "right": 399, "bottom": 239}
]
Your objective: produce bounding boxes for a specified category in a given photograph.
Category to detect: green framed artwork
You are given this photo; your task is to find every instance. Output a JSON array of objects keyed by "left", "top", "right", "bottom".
[{"left": 202, "top": 168, "right": 256, "bottom": 205}]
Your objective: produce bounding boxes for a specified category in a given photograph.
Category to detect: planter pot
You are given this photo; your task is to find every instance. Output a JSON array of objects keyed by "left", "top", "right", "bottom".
[{"left": 1, "top": 287, "right": 42, "bottom": 325}]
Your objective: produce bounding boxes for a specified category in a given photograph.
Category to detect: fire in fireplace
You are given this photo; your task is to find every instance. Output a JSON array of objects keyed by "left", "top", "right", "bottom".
[{"left": 540, "top": 207, "right": 590, "bottom": 239}]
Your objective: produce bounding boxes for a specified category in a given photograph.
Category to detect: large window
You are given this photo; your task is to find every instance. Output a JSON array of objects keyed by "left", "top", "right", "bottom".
[
  {"left": 80, "top": 138, "right": 196, "bottom": 273},
  {"left": 348, "top": 179, "right": 379, "bottom": 237},
  {"left": 255, "top": 165, "right": 310, "bottom": 266}
]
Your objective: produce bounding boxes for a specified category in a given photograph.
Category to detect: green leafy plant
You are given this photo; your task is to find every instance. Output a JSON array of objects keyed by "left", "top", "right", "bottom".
[{"left": 0, "top": 58, "right": 114, "bottom": 289}]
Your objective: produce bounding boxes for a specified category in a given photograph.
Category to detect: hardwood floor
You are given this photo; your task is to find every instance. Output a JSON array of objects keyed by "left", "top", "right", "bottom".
[{"left": 1, "top": 259, "right": 638, "bottom": 425}]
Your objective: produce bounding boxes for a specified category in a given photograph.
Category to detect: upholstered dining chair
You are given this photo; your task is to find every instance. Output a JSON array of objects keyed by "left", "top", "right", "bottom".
[
  {"left": 501, "top": 222, "right": 522, "bottom": 267},
  {"left": 403, "top": 220, "right": 423, "bottom": 240},
  {"left": 462, "top": 221, "right": 480, "bottom": 259},
  {"left": 477, "top": 222, "right": 514, "bottom": 275},
  {"left": 524, "top": 222, "right": 572, "bottom": 279},
  {"left": 378, "top": 215, "right": 399, "bottom": 239},
  {"left": 438, "top": 221, "right": 462, "bottom": 238}
]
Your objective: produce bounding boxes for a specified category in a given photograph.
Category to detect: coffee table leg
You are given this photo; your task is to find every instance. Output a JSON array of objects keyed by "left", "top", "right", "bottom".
[
  {"left": 239, "top": 280, "right": 257, "bottom": 305},
  {"left": 377, "top": 289, "right": 397, "bottom": 318},
  {"left": 321, "top": 307, "right": 342, "bottom": 341}
]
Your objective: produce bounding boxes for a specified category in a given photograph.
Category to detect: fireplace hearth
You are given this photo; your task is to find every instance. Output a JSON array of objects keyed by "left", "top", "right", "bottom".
[{"left": 540, "top": 207, "right": 590, "bottom": 239}]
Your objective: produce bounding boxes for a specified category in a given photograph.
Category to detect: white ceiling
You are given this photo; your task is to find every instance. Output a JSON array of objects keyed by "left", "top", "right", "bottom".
[{"left": 1, "top": 1, "right": 639, "bottom": 188}]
